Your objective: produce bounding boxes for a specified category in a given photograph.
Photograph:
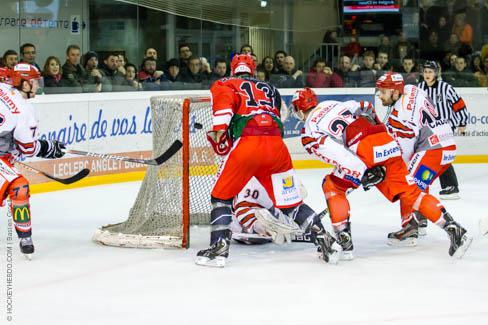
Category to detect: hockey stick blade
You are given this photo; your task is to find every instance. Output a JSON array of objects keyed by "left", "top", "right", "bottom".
[
  {"left": 16, "top": 162, "right": 90, "bottom": 185},
  {"left": 67, "top": 140, "right": 183, "bottom": 166}
]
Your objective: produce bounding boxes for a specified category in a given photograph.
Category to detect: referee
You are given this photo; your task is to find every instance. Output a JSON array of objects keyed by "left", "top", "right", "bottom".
[{"left": 418, "top": 61, "right": 468, "bottom": 200}]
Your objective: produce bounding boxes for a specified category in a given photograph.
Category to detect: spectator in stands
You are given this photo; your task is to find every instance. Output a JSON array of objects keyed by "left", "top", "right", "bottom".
[
  {"left": 398, "top": 56, "right": 419, "bottom": 85},
  {"left": 145, "top": 48, "right": 157, "bottom": 60},
  {"left": 240, "top": 44, "right": 253, "bottom": 55},
  {"left": 342, "top": 36, "right": 361, "bottom": 64},
  {"left": 98, "top": 53, "right": 127, "bottom": 91},
  {"left": 437, "top": 15, "right": 451, "bottom": 47},
  {"left": 421, "top": 30, "right": 445, "bottom": 62},
  {"left": 20, "top": 43, "right": 40, "bottom": 71},
  {"left": 42, "top": 56, "right": 71, "bottom": 94},
  {"left": 178, "top": 43, "right": 192, "bottom": 71},
  {"left": 256, "top": 67, "right": 266, "bottom": 82},
  {"left": 81, "top": 51, "right": 104, "bottom": 92},
  {"left": 210, "top": 58, "right": 228, "bottom": 82},
  {"left": 138, "top": 57, "right": 163, "bottom": 90},
  {"left": 471, "top": 53, "right": 482, "bottom": 73},
  {"left": 162, "top": 58, "right": 180, "bottom": 82},
  {"left": 377, "top": 35, "right": 393, "bottom": 60},
  {"left": 259, "top": 56, "right": 274, "bottom": 81},
  {"left": 2, "top": 50, "right": 18, "bottom": 69},
  {"left": 270, "top": 55, "right": 304, "bottom": 88},
  {"left": 358, "top": 50, "right": 378, "bottom": 87},
  {"left": 306, "top": 57, "right": 343, "bottom": 88},
  {"left": 336, "top": 55, "right": 359, "bottom": 87},
  {"left": 177, "top": 55, "right": 208, "bottom": 84},
  {"left": 273, "top": 50, "right": 287, "bottom": 74},
  {"left": 447, "top": 34, "right": 462, "bottom": 54},
  {"left": 452, "top": 12, "right": 473, "bottom": 47},
  {"left": 117, "top": 54, "right": 127, "bottom": 76},
  {"left": 250, "top": 53, "right": 258, "bottom": 68},
  {"left": 200, "top": 57, "right": 212, "bottom": 79},
  {"left": 124, "top": 63, "right": 142, "bottom": 90},
  {"left": 444, "top": 56, "right": 479, "bottom": 87},
  {"left": 474, "top": 55, "right": 488, "bottom": 86},
  {"left": 61, "top": 44, "right": 85, "bottom": 92},
  {"left": 374, "top": 50, "right": 393, "bottom": 72}
]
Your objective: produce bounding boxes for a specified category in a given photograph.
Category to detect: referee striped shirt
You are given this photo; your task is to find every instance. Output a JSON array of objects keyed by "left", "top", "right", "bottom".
[{"left": 417, "top": 80, "right": 468, "bottom": 128}]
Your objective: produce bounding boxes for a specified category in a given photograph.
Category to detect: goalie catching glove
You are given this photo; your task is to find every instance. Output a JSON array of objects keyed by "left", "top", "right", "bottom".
[
  {"left": 361, "top": 166, "right": 386, "bottom": 191},
  {"left": 36, "top": 139, "right": 66, "bottom": 159},
  {"left": 207, "top": 130, "right": 233, "bottom": 156}
]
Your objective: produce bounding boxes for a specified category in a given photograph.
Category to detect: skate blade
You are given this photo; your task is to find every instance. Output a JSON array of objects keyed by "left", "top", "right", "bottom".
[
  {"left": 195, "top": 256, "right": 226, "bottom": 268},
  {"left": 439, "top": 193, "right": 460, "bottom": 200},
  {"left": 24, "top": 254, "right": 33, "bottom": 261},
  {"left": 340, "top": 251, "right": 354, "bottom": 261},
  {"left": 327, "top": 243, "right": 342, "bottom": 265},
  {"left": 387, "top": 237, "right": 418, "bottom": 247},
  {"left": 418, "top": 227, "right": 427, "bottom": 236},
  {"left": 453, "top": 235, "right": 473, "bottom": 259}
]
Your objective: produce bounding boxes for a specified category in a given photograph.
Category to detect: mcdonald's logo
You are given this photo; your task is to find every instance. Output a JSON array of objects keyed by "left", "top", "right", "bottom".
[{"left": 13, "top": 206, "right": 30, "bottom": 223}]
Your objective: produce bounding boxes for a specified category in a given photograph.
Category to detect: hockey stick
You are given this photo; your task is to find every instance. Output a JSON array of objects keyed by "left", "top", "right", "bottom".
[
  {"left": 16, "top": 161, "right": 90, "bottom": 185},
  {"left": 67, "top": 140, "right": 183, "bottom": 166}
]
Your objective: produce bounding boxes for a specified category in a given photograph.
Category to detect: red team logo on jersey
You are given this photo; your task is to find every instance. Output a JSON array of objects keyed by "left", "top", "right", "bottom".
[{"left": 428, "top": 134, "right": 440, "bottom": 146}]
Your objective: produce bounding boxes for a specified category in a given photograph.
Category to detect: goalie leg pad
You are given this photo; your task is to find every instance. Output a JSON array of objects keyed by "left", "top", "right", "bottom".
[
  {"left": 254, "top": 208, "right": 302, "bottom": 244},
  {"left": 7, "top": 176, "right": 32, "bottom": 238}
]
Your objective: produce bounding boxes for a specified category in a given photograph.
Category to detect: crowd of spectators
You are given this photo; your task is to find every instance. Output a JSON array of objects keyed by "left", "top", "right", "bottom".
[{"left": 2, "top": 9, "right": 488, "bottom": 96}]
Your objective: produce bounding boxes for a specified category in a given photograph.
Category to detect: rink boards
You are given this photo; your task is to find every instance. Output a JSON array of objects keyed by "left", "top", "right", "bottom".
[{"left": 26, "top": 88, "right": 488, "bottom": 192}]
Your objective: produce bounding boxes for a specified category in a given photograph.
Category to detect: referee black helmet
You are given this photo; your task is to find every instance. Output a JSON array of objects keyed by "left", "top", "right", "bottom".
[{"left": 422, "top": 60, "right": 439, "bottom": 75}]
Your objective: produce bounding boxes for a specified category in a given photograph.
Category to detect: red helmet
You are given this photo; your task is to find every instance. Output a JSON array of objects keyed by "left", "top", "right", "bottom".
[
  {"left": 11, "top": 63, "right": 41, "bottom": 87},
  {"left": 376, "top": 72, "right": 405, "bottom": 94},
  {"left": 292, "top": 87, "right": 318, "bottom": 113},
  {"left": 231, "top": 54, "right": 256, "bottom": 76}
]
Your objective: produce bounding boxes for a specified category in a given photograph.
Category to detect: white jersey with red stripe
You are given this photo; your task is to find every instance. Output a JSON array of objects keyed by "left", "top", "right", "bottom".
[
  {"left": 385, "top": 85, "right": 455, "bottom": 162},
  {"left": 231, "top": 177, "right": 273, "bottom": 233},
  {"left": 301, "top": 100, "right": 367, "bottom": 186},
  {"left": 0, "top": 82, "right": 39, "bottom": 158}
]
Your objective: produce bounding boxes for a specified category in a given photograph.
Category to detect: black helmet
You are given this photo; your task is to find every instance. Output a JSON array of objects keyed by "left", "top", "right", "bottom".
[{"left": 422, "top": 60, "right": 439, "bottom": 74}]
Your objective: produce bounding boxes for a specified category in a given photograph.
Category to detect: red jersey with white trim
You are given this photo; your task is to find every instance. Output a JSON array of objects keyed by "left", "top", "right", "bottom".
[
  {"left": 386, "top": 85, "right": 455, "bottom": 162},
  {"left": 210, "top": 77, "right": 282, "bottom": 138},
  {"left": 0, "top": 82, "right": 39, "bottom": 158},
  {"left": 301, "top": 100, "right": 367, "bottom": 185}
]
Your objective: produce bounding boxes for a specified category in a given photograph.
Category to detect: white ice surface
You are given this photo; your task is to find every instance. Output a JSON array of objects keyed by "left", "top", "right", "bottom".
[{"left": 1, "top": 165, "right": 488, "bottom": 325}]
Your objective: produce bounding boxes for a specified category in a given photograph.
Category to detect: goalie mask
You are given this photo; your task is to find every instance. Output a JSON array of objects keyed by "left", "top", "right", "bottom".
[{"left": 291, "top": 87, "right": 318, "bottom": 121}]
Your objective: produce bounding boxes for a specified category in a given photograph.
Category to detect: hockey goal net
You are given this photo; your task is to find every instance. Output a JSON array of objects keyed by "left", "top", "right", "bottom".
[{"left": 92, "top": 96, "right": 216, "bottom": 248}]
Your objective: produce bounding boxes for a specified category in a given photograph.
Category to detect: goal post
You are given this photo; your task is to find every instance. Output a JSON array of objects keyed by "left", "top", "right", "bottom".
[{"left": 92, "top": 95, "right": 216, "bottom": 249}]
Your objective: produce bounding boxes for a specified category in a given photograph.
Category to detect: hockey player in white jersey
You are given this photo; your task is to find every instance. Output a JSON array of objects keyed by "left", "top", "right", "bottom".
[
  {"left": 376, "top": 72, "right": 457, "bottom": 245},
  {"left": 292, "top": 87, "right": 472, "bottom": 259},
  {"left": 291, "top": 88, "right": 371, "bottom": 260},
  {"left": 0, "top": 64, "right": 66, "bottom": 258}
]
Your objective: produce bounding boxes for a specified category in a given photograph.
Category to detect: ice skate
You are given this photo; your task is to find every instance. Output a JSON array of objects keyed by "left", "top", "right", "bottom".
[
  {"left": 387, "top": 217, "right": 418, "bottom": 247},
  {"left": 19, "top": 237, "right": 34, "bottom": 260},
  {"left": 195, "top": 237, "right": 230, "bottom": 268},
  {"left": 416, "top": 212, "right": 428, "bottom": 236},
  {"left": 443, "top": 215, "right": 473, "bottom": 258},
  {"left": 336, "top": 229, "right": 354, "bottom": 260},
  {"left": 311, "top": 225, "right": 341, "bottom": 264},
  {"left": 439, "top": 186, "right": 460, "bottom": 200}
]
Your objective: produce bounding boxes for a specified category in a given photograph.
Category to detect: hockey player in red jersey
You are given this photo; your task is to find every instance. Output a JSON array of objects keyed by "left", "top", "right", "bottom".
[
  {"left": 195, "top": 54, "right": 340, "bottom": 267},
  {"left": 376, "top": 72, "right": 457, "bottom": 244},
  {"left": 292, "top": 87, "right": 472, "bottom": 258},
  {"left": 0, "top": 64, "right": 66, "bottom": 259}
]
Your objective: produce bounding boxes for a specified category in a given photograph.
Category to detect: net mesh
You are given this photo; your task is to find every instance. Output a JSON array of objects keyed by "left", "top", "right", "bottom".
[{"left": 92, "top": 96, "right": 216, "bottom": 248}]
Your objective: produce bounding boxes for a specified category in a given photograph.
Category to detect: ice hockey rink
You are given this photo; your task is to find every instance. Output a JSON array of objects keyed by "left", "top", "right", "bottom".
[{"left": 1, "top": 165, "right": 487, "bottom": 325}]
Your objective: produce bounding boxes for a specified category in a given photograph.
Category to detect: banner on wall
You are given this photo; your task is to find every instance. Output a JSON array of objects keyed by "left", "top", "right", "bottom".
[{"left": 25, "top": 89, "right": 488, "bottom": 186}]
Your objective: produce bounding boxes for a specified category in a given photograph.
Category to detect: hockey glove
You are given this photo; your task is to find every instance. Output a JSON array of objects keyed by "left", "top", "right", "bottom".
[
  {"left": 207, "top": 130, "right": 233, "bottom": 156},
  {"left": 354, "top": 101, "right": 381, "bottom": 125},
  {"left": 361, "top": 166, "right": 386, "bottom": 191},
  {"left": 37, "top": 140, "right": 66, "bottom": 159}
]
